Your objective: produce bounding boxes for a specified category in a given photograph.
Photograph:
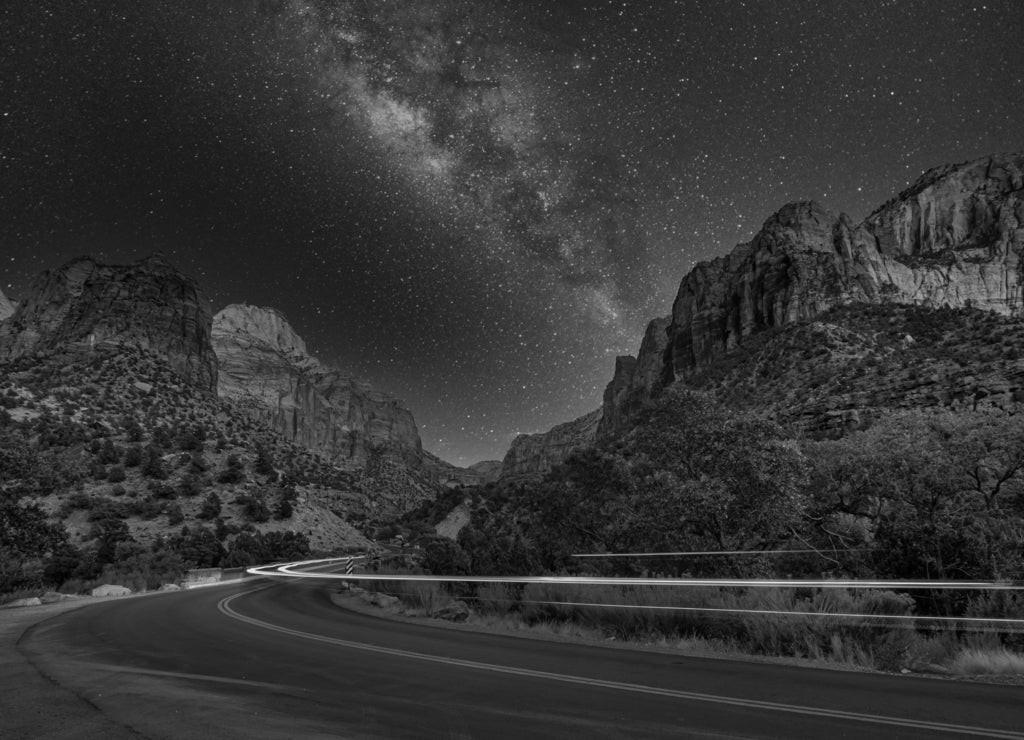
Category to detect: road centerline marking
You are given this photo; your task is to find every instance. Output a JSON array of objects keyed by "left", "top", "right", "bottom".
[{"left": 218, "top": 591, "right": 1024, "bottom": 739}]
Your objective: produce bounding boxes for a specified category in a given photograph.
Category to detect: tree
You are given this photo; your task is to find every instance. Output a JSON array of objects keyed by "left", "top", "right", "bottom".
[
  {"left": 805, "top": 408, "right": 1024, "bottom": 582},
  {"left": 198, "top": 491, "right": 222, "bottom": 520},
  {"left": 254, "top": 444, "right": 277, "bottom": 479},
  {"left": 174, "top": 526, "right": 224, "bottom": 568},
  {"left": 240, "top": 492, "right": 270, "bottom": 523},
  {"left": 142, "top": 445, "right": 168, "bottom": 480},
  {"left": 217, "top": 454, "right": 245, "bottom": 484},
  {"left": 0, "top": 498, "right": 70, "bottom": 591}
]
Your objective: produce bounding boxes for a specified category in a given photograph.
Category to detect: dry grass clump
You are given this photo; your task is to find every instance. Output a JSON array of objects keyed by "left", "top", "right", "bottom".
[{"left": 951, "top": 647, "right": 1024, "bottom": 676}]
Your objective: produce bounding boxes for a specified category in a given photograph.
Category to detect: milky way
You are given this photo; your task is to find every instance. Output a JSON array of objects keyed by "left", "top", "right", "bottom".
[{"left": 1, "top": 1, "right": 1022, "bottom": 464}]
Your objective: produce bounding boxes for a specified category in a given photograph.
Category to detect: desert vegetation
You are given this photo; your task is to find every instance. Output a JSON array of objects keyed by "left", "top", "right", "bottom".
[{"left": 393, "top": 372, "right": 1024, "bottom": 674}]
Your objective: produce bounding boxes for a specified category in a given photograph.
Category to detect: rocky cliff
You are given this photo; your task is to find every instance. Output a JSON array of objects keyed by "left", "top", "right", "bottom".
[
  {"left": 0, "top": 288, "right": 15, "bottom": 321},
  {"left": 597, "top": 317, "right": 671, "bottom": 439},
  {"left": 0, "top": 255, "right": 217, "bottom": 391},
  {"left": 600, "top": 152, "right": 1024, "bottom": 435},
  {"left": 423, "top": 453, "right": 503, "bottom": 488},
  {"left": 500, "top": 408, "right": 601, "bottom": 481},
  {"left": 212, "top": 303, "right": 424, "bottom": 469}
]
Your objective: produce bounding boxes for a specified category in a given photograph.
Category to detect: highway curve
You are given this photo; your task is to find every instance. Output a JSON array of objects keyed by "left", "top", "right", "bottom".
[{"left": 13, "top": 580, "right": 1024, "bottom": 739}]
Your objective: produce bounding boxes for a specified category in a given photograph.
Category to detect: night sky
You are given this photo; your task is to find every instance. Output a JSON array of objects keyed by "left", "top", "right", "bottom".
[{"left": 2, "top": 1, "right": 1022, "bottom": 465}]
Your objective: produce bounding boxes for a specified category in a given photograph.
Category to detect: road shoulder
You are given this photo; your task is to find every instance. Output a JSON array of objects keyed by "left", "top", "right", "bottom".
[{"left": 1, "top": 599, "right": 140, "bottom": 739}]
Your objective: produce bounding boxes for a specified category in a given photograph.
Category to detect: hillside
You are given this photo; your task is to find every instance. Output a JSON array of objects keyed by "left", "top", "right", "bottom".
[
  {"left": 0, "top": 256, "right": 461, "bottom": 595},
  {"left": 682, "top": 302, "right": 1024, "bottom": 433}
]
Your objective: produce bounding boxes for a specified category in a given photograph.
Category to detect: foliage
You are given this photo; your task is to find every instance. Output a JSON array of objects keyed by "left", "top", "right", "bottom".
[{"left": 0, "top": 497, "right": 70, "bottom": 591}]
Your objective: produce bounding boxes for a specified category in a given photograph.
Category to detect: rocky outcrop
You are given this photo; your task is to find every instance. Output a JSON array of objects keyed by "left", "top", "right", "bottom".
[
  {"left": 597, "top": 317, "right": 670, "bottom": 438},
  {"left": 500, "top": 408, "right": 601, "bottom": 481},
  {"left": 600, "top": 152, "right": 1024, "bottom": 434},
  {"left": 0, "top": 256, "right": 217, "bottom": 391},
  {"left": 212, "top": 303, "right": 424, "bottom": 469},
  {"left": 670, "top": 153, "right": 1024, "bottom": 378},
  {"left": 0, "top": 288, "right": 15, "bottom": 321}
]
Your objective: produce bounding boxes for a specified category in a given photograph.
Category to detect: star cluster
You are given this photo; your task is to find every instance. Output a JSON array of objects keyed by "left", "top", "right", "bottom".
[{"left": 1, "top": 1, "right": 1021, "bottom": 464}]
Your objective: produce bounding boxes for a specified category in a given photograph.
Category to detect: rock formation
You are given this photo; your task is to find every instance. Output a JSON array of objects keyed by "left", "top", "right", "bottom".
[
  {"left": 423, "top": 453, "right": 503, "bottom": 488},
  {"left": 212, "top": 303, "right": 424, "bottom": 469},
  {"left": 0, "top": 288, "right": 15, "bottom": 321},
  {"left": 600, "top": 151, "right": 1024, "bottom": 435},
  {"left": 597, "top": 317, "right": 671, "bottom": 438},
  {"left": 0, "top": 255, "right": 217, "bottom": 391},
  {"left": 499, "top": 408, "right": 601, "bottom": 481}
]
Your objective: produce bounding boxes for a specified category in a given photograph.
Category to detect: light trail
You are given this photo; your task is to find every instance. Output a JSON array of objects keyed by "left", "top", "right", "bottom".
[
  {"left": 251, "top": 558, "right": 1024, "bottom": 591},
  {"left": 571, "top": 549, "right": 865, "bottom": 558}
]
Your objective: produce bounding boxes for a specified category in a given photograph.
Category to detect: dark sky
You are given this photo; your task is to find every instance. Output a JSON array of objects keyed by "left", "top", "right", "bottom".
[{"left": 1, "top": 1, "right": 1022, "bottom": 465}]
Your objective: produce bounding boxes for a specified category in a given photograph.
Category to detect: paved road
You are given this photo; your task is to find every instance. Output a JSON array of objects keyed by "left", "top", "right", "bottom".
[{"left": 12, "top": 580, "right": 1024, "bottom": 739}]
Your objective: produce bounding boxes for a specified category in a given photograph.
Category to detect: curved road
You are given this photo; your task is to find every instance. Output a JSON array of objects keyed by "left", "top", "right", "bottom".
[{"left": 13, "top": 580, "right": 1024, "bottom": 739}]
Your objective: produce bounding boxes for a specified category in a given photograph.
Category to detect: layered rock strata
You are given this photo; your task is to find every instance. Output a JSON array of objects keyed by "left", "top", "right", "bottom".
[
  {"left": 212, "top": 303, "right": 423, "bottom": 468},
  {"left": 499, "top": 408, "right": 601, "bottom": 481},
  {"left": 600, "top": 152, "right": 1024, "bottom": 436},
  {"left": 423, "top": 453, "right": 503, "bottom": 488},
  {"left": 0, "top": 256, "right": 217, "bottom": 391}
]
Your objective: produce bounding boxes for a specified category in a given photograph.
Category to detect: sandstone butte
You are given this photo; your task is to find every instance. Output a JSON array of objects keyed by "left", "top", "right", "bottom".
[
  {"left": 500, "top": 151, "right": 1024, "bottom": 479},
  {"left": 0, "top": 255, "right": 218, "bottom": 392}
]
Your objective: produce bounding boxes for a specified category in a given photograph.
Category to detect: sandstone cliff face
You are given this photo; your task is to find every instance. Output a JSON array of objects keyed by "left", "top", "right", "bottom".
[
  {"left": 500, "top": 408, "right": 601, "bottom": 481},
  {"left": 0, "top": 256, "right": 217, "bottom": 391},
  {"left": 0, "top": 288, "right": 15, "bottom": 321},
  {"left": 600, "top": 152, "right": 1024, "bottom": 434},
  {"left": 670, "top": 153, "right": 1024, "bottom": 378},
  {"left": 597, "top": 317, "right": 670, "bottom": 438},
  {"left": 423, "top": 453, "right": 503, "bottom": 488},
  {"left": 213, "top": 304, "right": 424, "bottom": 469}
]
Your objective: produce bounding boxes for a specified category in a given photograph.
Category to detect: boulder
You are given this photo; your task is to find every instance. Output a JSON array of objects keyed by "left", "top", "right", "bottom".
[
  {"left": 158, "top": 583, "right": 181, "bottom": 592},
  {"left": 431, "top": 599, "right": 470, "bottom": 622},
  {"left": 91, "top": 584, "right": 131, "bottom": 597}
]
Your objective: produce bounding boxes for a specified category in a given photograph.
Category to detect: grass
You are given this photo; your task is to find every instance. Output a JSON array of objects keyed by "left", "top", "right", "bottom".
[{"left": 951, "top": 647, "right": 1024, "bottom": 676}]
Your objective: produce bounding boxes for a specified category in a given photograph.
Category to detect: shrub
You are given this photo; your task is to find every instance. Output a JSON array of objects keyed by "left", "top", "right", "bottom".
[{"left": 198, "top": 491, "right": 221, "bottom": 520}]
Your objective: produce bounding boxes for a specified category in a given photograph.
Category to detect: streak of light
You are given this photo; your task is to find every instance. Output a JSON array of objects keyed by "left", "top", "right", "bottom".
[
  {"left": 251, "top": 558, "right": 1024, "bottom": 591},
  {"left": 571, "top": 549, "right": 866, "bottom": 558}
]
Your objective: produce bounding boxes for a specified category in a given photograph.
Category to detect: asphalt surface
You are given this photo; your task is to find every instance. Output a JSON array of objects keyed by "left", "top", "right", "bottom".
[{"left": 9, "top": 580, "right": 1024, "bottom": 739}]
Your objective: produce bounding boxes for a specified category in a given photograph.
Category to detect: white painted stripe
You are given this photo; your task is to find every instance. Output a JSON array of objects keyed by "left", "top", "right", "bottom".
[{"left": 218, "top": 591, "right": 1024, "bottom": 739}]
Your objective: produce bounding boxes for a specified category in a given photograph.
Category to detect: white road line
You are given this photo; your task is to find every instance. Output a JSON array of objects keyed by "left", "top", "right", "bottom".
[{"left": 217, "top": 591, "right": 1024, "bottom": 739}]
